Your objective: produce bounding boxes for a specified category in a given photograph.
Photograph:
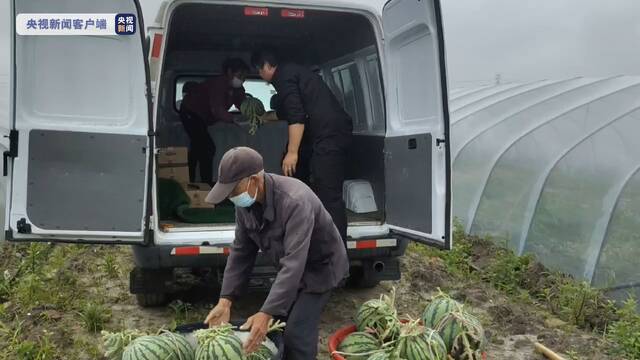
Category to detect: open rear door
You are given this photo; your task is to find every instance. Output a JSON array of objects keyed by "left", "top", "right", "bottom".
[
  {"left": 382, "top": 0, "right": 451, "bottom": 248},
  {"left": 8, "top": 0, "right": 153, "bottom": 243}
]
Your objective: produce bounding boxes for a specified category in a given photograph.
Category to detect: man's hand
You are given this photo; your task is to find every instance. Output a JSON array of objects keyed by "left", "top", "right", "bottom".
[
  {"left": 240, "top": 312, "right": 273, "bottom": 354},
  {"left": 203, "top": 298, "right": 232, "bottom": 328},
  {"left": 282, "top": 152, "right": 298, "bottom": 177}
]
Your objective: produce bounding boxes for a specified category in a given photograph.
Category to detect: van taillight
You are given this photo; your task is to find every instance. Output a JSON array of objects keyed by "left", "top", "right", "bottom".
[
  {"left": 281, "top": 9, "right": 305, "bottom": 18},
  {"left": 244, "top": 7, "right": 269, "bottom": 16}
]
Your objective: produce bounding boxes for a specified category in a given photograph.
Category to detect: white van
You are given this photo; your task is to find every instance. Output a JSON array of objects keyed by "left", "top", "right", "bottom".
[{"left": 5, "top": 0, "right": 451, "bottom": 306}]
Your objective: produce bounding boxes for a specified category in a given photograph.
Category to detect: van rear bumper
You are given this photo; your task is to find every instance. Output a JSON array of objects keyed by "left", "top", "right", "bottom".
[
  {"left": 129, "top": 237, "right": 409, "bottom": 294},
  {"left": 131, "top": 236, "right": 409, "bottom": 269}
]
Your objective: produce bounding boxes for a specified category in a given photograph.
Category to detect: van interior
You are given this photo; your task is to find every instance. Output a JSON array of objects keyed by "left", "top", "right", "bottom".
[{"left": 156, "top": 4, "right": 386, "bottom": 231}]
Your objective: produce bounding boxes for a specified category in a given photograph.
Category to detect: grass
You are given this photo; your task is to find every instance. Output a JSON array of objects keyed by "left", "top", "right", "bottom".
[
  {"left": 483, "top": 248, "right": 534, "bottom": 295},
  {"left": 410, "top": 222, "right": 639, "bottom": 356},
  {"left": 78, "top": 302, "right": 111, "bottom": 333},
  {"left": 0, "top": 320, "right": 60, "bottom": 359},
  {"left": 608, "top": 297, "right": 640, "bottom": 358},
  {"left": 14, "top": 335, "right": 58, "bottom": 360},
  {"left": 169, "top": 300, "right": 193, "bottom": 326},
  {"left": 0, "top": 221, "right": 637, "bottom": 358},
  {"left": 0, "top": 271, "right": 12, "bottom": 302},
  {"left": 0, "top": 243, "right": 120, "bottom": 357},
  {"left": 408, "top": 221, "right": 477, "bottom": 279},
  {"left": 541, "top": 276, "right": 616, "bottom": 330},
  {"left": 102, "top": 253, "right": 121, "bottom": 279}
]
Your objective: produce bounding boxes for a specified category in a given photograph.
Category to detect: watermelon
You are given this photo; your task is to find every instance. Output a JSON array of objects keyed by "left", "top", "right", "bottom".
[
  {"left": 337, "top": 332, "right": 381, "bottom": 360},
  {"left": 393, "top": 325, "right": 447, "bottom": 360},
  {"left": 240, "top": 96, "right": 266, "bottom": 135},
  {"left": 422, "top": 295, "right": 464, "bottom": 330},
  {"left": 195, "top": 333, "right": 244, "bottom": 360},
  {"left": 356, "top": 291, "right": 400, "bottom": 340},
  {"left": 246, "top": 344, "right": 274, "bottom": 360},
  {"left": 122, "top": 332, "right": 194, "bottom": 360},
  {"left": 367, "top": 351, "right": 392, "bottom": 360},
  {"left": 102, "top": 329, "right": 147, "bottom": 360},
  {"left": 434, "top": 310, "right": 486, "bottom": 357}
]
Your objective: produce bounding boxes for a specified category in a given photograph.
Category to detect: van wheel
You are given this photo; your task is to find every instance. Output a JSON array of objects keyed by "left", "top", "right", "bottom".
[{"left": 136, "top": 293, "right": 168, "bottom": 307}]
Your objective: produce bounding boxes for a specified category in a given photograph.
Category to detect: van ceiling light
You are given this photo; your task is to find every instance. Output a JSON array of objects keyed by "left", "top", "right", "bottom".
[
  {"left": 281, "top": 9, "right": 305, "bottom": 18},
  {"left": 244, "top": 7, "right": 269, "bottom": 16}
]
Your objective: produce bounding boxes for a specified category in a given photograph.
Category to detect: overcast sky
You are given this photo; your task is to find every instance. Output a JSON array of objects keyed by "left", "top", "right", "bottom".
[
  {"left": 442, "top": 0, "right": 640, "bottom": 86},
  {"left": 3, "top": 0, "right": 640, "bottom": 87}
]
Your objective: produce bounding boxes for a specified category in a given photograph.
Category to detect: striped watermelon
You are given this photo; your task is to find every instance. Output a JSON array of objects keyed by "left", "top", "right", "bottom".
[
  {"left": 394, "top": 327, "right": 447, "bottom": 360},
  {"left": 356, "top": 291, "right": 400, "bottom": 340},
  {"left": 102, "top": 329, "right": 147, "bottom": 360},
  {"left": 246, "top": 344, "right": 274, "bottom": 360},
  {"left": 337, "top": 332, "right": 381, "bottom": 360},
  {"left": 122, "top": 333, "right": 194, "bottom": 360},
  {"left": 422, "top": 296, "right": 463, "bottom": 329},
  {"left": 436, "top": 310, "right": 486, "bottom": 358},
  {"left": 240, "top": 96, "right": 266, "bottom": 135},
  {"left": 366, "top": 351, "right": 391, "bottom": 360},
  {"left": 195, "top": 333, "right": 244, "bottom": 360}
]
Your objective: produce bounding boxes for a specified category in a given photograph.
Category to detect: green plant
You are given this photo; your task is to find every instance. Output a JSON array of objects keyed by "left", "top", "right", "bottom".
[
  {"left": 409, "top": 237, "right": 473, "bottom": 278},
  {"left": 24, "top": 243, "right": 50, "bottom": 275},
  {"left": 543, "top": 276, "right": 613, "bottom": 329},
  {"left": 0, "top": 272, "right": 11, "bottom": 302},
  {"left": 102, "top": 254, "right": 120, "bottom": 278},
  {"left": 484, "top": 249, "right": 533, "bottom": 295},
  {"left": 608, "top": 297, "right": 640, "bottom": 358},
  {"left": 565, "top": 349, "right": 580, "bottom": 360},
  {"left": 0, "top": 321, "right": 58, "bottom": 360},
  {"left": 14, "top": 335, "right": 58, "bottom": 360},
  {"left": 14, "top": 273, "right": 51, "bottom": 309},
  {"left": 73, "top": 337, "right": 102, "bottom": 359},
  {"left": 78, "top": 302, "right": 111, "bottom": 333},
  {"left": 169, "top": 300, "right": 193, "bottom": 325}
]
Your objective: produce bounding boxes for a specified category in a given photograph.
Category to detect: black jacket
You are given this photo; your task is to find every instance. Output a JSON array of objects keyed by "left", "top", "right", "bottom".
[{"left": 271, "top": 63, "right": 353, "bottom": 149}]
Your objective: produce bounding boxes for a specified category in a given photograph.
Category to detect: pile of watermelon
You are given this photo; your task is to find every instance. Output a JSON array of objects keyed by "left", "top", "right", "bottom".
[
  {"left": 335, "top": 289, "right": 486, "bottom": 360},
  {"left": 102, "top": 320, "right": 284, "bottom": 360}
]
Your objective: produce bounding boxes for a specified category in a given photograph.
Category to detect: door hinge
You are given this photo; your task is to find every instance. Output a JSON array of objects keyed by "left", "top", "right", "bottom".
[
  {"left": 17, "top": 218, "right": 32, "bottom": 234},
  {"left": 3, "top": 130, "right": 18, "bottom": 176},
  {"left": 436, "top": 138, "right": 446, "bottom": 147}
]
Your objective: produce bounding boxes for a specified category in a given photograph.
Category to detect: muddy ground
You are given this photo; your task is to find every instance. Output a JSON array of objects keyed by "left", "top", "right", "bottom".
[{"left": 0, "top": 242, "right": 617, "bottom": 359}]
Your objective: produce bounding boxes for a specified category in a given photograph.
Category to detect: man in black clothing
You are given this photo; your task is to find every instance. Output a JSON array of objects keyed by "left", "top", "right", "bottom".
[{"left": 251, "top": 50, "right": 353, "bottom": 241}]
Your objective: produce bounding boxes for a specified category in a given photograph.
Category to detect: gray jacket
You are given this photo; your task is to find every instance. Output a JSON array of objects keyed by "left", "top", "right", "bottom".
[{"left": 220, "top": 173, "right": 349, "bottom": 316}]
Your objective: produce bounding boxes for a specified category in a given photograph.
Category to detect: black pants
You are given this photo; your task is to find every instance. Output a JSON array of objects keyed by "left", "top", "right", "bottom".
[
  {"left": 180, "top": 110, "right": 215, "bottom": 186},
  {"left": 278, "top": 290, "right": 332, "bottom": 360},
  {"left": 294, "top": 139, "right": 349, "bottom": 242}
]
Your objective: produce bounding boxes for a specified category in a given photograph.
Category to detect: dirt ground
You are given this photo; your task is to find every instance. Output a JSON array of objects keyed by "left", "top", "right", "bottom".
[{"left": 0, "top": 242, "right": 617, "bottom": 359}]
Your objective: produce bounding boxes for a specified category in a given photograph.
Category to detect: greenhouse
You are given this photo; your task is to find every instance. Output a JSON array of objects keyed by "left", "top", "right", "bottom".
[{"left": 451, "top": 76, "right": 640, "bottom": 302}]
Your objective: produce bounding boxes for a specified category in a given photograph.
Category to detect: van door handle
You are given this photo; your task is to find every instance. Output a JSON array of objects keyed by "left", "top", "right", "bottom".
[
  {"left": 2, "top": 151, "right": 9, "bottom": 176},
  {"left": 408, "top": 138, "right": 417, "bottom": 149}
]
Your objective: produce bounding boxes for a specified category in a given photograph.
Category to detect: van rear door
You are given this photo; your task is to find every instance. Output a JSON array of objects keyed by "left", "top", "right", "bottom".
[
  {"left": 8, "top": 0, "right": 152, "bottom": 244},
  {"left": 382, "top": 0, "right": 451, "bottom": 248}
]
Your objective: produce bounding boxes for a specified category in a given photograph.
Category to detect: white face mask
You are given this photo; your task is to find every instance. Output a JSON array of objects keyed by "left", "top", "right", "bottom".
[
  {"left": 231, "top": 77, "right": 243, "bottom": 89},
  {"left": 229, "top": 178, "right": 257, "bottom": 208}
]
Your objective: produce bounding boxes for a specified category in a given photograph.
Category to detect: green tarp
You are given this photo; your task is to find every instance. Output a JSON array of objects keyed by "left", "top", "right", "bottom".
[{"left": 158, "top": 178, "right": 235, "bottom": 224}]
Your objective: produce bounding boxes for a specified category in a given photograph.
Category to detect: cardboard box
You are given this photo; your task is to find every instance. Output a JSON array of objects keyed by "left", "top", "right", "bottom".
[
  {"left": 184, "top": 183, "right": 213, "bottom": 208},
  {"left": 158, "top": 147, "right": 188, "bottom": 166},
  {"left": 158, "top": 166, "right": 190, "bottom": 184}
]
